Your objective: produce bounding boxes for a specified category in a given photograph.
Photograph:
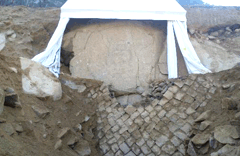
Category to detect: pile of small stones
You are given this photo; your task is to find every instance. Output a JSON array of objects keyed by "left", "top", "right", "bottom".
[{"left": 149, "top": 80, "right": 174, "bottom": 100}]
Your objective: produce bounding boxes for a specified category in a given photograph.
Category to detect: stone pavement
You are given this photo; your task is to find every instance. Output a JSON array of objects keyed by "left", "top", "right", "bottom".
[{"left": 95, "top": 74, "right": 218, "bottom": 155}]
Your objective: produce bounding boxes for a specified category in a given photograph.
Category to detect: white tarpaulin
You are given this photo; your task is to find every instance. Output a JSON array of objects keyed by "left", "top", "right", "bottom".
[{"left": 32, "top": 0, "right": 210, "bottom": 78}]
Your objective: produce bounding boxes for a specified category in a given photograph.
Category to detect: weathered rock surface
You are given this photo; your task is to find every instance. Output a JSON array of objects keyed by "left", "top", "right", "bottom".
[
  {"left": 0, "top": 87, "right": 5, "bottom": 115},
  {"left": 20, "top": 57, "right": 62, "bottom": 101},
  {"left": 214, "top": 125, "right": 239, "bottom": 144},
  {"left": 64, "top": 21, "right": 167, "bottom": 92}
]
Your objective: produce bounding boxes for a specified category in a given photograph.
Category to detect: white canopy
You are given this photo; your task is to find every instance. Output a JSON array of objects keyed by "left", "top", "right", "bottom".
[
  {"left": 61, "top": 0, "right": 187, "bottom": 21},
  {"left": 32, "top": 0, "right": 211, "bottom": 78}
]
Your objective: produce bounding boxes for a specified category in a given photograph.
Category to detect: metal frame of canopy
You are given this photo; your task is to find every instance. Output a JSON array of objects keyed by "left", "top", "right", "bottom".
[{"left": 32, "top": 0, "right": 210, "bottom": 78}]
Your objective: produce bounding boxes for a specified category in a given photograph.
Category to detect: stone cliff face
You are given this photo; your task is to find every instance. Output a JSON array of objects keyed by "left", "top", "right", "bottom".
[{"left": 62, "top": 21, "right": 170, "bottom": 92}]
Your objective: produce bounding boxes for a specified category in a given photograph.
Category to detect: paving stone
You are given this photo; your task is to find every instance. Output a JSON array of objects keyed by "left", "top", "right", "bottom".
[
  {"left": 178, "top": 144, "right": 186, "bottom": 155},
  {"left": 154, "top": 105, "right": 162, "bottom": 111},
  {"left": 156, "top": 135, "right": 169, "bottom": 147},
  {"left": 108, "top": 118, "right": 116, "bottom": 126},
  {"left": 151, "top": 99, "right": 160, "bottom": 107},
  {"left": 176, "top": 118, "right": 187, "bottom": 127},
  {"left": 145, "top": 105, "right": 154, "bottom": 113},
  {"left": 105, "top": 150, "right": 114, "bottom": 156},
  {"left": 128, "top": 123, "right": 138, "bottom": 133},
  {"left": 119, "top": 142, "right": 130, "bottom": 154},
  {"left": 175, "top": 92, "right": 185, "bottom": 101},
  {"left": 132, "top": 130, "right": 142, "bottom": 139},
  {"left": 173, "top": 152, "right": 183, "bottom": 156},
  {"left": 144, "top": 116, "right": 151, "bottom": 123},
  {"left": 106, "top": 131, "right": 114, "bottom": 139},
  {"left": 195, "top": 110, "right": 211, "bottom": 122},
  {"left": 163, "top": 90, "right": 174, "bottom": 100},
  {"left": 116, "top": 118, "right": 124, "bottom": 126},
  {"left": 169, "top": 99, "right": 181, "bottom": 106},
  {"left": 161, "top": 142, "right": 176, "bottom": 155},
  {"left": 166, "top": 108, "right": 177, "bottom": 118},
  {"left": 174, "top": 131, "right": 188, "bottom": 141},
  {"left": 186, "top": 107, "right": 196, "bottom": 115},
  {"left": 119, "top": 126, "right": 128, "bottom": 134},
  {"left": 121, "top": 114, "right": 130, "bottom": 122},
  {"left": 125, "top": 118, "right": 133, "bottom": 126},
  {"left": 111, "top": 143, "right": 119, "bottom": 153},
  {"left": 126, "top": 137, "right": 135, "bottom": 147},
  {"left": 115, "top": 150, "right": 124, "bottom": 156},
  {"left": 130, "top": 111, "right": 140, "bottom": 120},
  {"left": 168, "top": 86, "right": 179, "bottom": 94},
  {"left": 182, "top": 95, "right": 194, "bottom": 104},
  {"left": 137, "top": 107, "right": 144, "bottom": 113},
  {"left": 186, "top": 88, "right": 198, "bottom": 97},
  {"left": 147, "top": 140, "right": 155, "bottom": 148},
  {"left": 152, "top": 116, "right": 160, "bottom": 123},
  {"left": 141, "top": 144, "right": 151, "bottom": 155},
  {"left": 100, "top": 137, "right": 107, "bottom": 144},
  {"left": 122, "top": 131, "right": 130, "bottom": 140},
  {"left": 169, "top": 114, "right": 180, "bottom": 122},
  {"left": 176, "top": 112, "right": 187, "bottom": 119},
  {"left": 185, "top": 79, "right": 194, "bottom": 86},
  {"left": 134, "top": 116, "right": 144, "bottom": 126},
  {"left": 150, "top": 129, "right": 161, "bottom": 139},
  {"left": 174, "top": 81, "right": 184, "bottom": 88},
  {"left": 111, "top": 125, "right": 120, "bottom": 133},
  {"left": 171, "top": 136, "right": 182, "bottom": 147},
  {"left": 146, "top": 122, "right": 156, "bottom": 133},
  {"left": 181, "top": 85, "right": 189, "bottom": 92},
  {"left": 149, "top": 111, "right": 157, "bottom": 118},
  {"left": 132, "top": 144, "right": 141, "bottom": 155},
  {"left": 142, "top": 131, "right": 150, "bottom": 140},
  {"left": 147, "top": 153, "right": 155, "bottom": 156},
  {"left": 168, "top": 122, "right": 180, "bottom": 132},
  {"left": 125, "top": 105, "right": 137, "bottom": 115},
  {"left": 118, "top": 137, "right": 125, "bottom": 145},
  {"left": 180, "top": 123, "right": 192, "bottom": 135},
  {"left": 158, "top": 110, "right": 167, "bottom": 118},
  {"left": 159, "top": 98, "right": 169, "bottom": 106},
  {"left": 162, "top": 117, "right": 171, "bottom": 124},
  {"left": 152, "top": 145, "right": 161, "bottom": 155},
  {"left": 125, "top": 151, "right": 136, "bottom": 156},
  {"left": 136, "top": 138, "right": 145, "bottom": 146},
  {"left": 100, "top": 143, "right": 110, "bottom": 154},
  {"left": 108, "top": 137, "right": 117, "bottom": 144},
  {"left": 141, "top": 111, "right": 149, "bottom": 118},
  {"left": 187, "top": 116, "right": 195, "bottom": 125}
]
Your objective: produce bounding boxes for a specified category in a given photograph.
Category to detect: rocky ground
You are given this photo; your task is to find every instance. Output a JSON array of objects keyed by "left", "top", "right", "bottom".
[{"left": 1, "top": 6, "right": 240, "bottom": 156}]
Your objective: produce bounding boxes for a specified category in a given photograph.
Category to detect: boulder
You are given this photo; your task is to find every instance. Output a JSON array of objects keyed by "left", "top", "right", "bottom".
[
  {"left": 0, "top": 33, "right": 6, "bottom": 52},
  {"left": 195, "top": 110, "right": 211, "bottom": 122},
  {"left": 0, "top": 87, "right": 5, "bottom": 115},
  {"left": 214, "top": 125, "right": 239, "bottom": 144},
  {"left": 74, "top": 139, "right": 91, "bottom": 156},
  {"left": 211, "top": 144, "right": 240, "bottom": 156},
  {"left": 191, "top": 38, "right": 240, "bottom": 72},
  {"left": 64, "top": 21, "right": 168, "bottom": 92},
  {"left": 20, "top": 57, "right": 62, "bottom": 101},
  {"left": 191, "top": 133, "right": 210, "bottom": 145}
]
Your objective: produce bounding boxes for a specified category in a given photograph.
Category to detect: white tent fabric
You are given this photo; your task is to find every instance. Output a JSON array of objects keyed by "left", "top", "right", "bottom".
[{"left": 32, "top": 0, "right": 211, "bottom": 78}]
